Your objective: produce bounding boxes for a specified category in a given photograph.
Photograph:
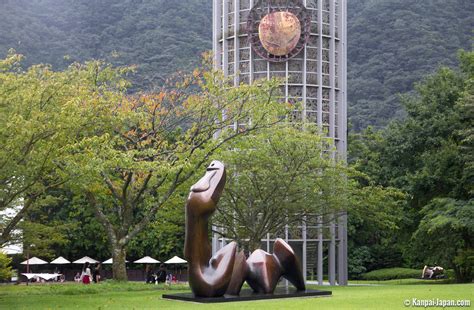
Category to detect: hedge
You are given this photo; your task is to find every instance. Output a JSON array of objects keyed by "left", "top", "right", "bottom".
[{"left": 362, "top": 268, "right": 422, "bottom": 281}]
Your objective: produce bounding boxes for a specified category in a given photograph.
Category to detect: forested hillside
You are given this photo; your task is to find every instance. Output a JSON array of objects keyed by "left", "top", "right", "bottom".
[
  {"left": 348, "top": 0, "right": 473, "bottom": 129},
  {"left": 0, "top": 0, "right": 472, "bottom": 127},
  {"left": 0, "top": 0, "right": 212, "bottom": 90}
]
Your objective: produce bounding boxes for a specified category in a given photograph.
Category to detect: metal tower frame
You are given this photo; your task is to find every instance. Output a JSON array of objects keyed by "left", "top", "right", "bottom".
[{"left": 212, "top": 0, "right": 348, "bottom": 285}]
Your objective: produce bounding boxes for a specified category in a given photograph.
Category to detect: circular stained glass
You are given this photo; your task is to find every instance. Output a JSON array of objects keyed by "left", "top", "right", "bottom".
[
  {"left": 248, "top": 0, "right": 311, "bottom": 62},
  {"left": 259, "top": 11, "right": 301, "bottom": 56}
]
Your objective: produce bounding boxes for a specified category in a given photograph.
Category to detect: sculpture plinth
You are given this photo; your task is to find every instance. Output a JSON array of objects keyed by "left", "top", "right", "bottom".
[
  {"left": 163, "top": 288, "right": 332, "bottom": 303},
  {"left": 162, "top": 161, "right": 331, "bottom": 302}
]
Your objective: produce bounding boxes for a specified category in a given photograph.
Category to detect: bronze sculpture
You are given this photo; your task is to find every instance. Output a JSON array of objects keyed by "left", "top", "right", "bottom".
[
  {"left": 422, "top": 265, "right": 445, "bottom": 279},
  {"left": 184, "top": 160, "right": 306, "bottom": 297}
]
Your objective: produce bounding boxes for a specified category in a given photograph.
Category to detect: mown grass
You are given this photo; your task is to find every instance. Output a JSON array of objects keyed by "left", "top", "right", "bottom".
[
  {"left": 0, "top": 281, "right": 188, "bottom": 297},
  {"left": 0, "top": 281, "right": 472, "bottom": 309}
]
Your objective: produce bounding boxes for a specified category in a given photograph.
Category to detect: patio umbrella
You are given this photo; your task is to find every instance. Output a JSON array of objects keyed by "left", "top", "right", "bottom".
[
  {"left": 50, "top": 256, "right": 69, "bottom": 281},
  {"left": 102, "top": 258, "right": 129, "bottom": 264},
  {"left": 21, "top": 257, "right": 48, "bottom": 265},
  {"left": 73, "top": 256, "right": 99, "bottom": 264},
  {"left": 134, "top": 256, "right": 160, "bottom": 282},
  {"left": 164, "top": 256, "right": 187, "bottom": 282},
  {"left": 164, "top": 256, "right": 187, "bottom": 264},
  {"left": 134, "top": 256, "right": 160, "bottom": 264},
  {"left": 21, "top": 257, "right": 48, "bottom": 278},
  {"left": 50, "top": 256, "right": 71, "bottom": 265}
]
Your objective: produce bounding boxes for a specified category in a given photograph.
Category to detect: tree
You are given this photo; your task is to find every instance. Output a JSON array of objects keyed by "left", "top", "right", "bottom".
[
  {"left": 349, "top": 51, "right": 474, "bottom": 277},
  {"left": 213, "top": 125, "right": 346, "bottom": 251},
  {"left": 19, "top": 194, "right": 72, "bottom": 260},
  {"left": 127, "top": 203, "right": 186, "bottom": 260},
  {"left": 61, "top": 63, "right": 287, "bottom": 280},
  {"left": 412, "top": 198, "right": 473, "bottom": 283},
  {"left": 1, "top": 0, "right": 472, "bottom": 125},
  {"left": 348, "top": 128, "right": 408, "bottom": 274},
  {"left": 408, "top": 52, "right": 474, "bottom": 283},
  {"left": 0, "top": 52, "right": 129, "bottom": 246},
  {"left": 456, "top": 51, "right": 474, "bottom": 197},
  {"left": 345, "top": 174, "right": 406, "bottom": 276},
  {"left": 348, "top": 0, "right": 473, "bottom": 129},
  {"left": 0, "top": 0, "right": 213, "bottom": 91},
  {"left": 214, "top": 124, "right": 404, "bottom": 256}
]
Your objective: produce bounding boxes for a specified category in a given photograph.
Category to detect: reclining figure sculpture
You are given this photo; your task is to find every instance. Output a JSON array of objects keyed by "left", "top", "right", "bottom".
[{"left": 184, "top": 160, "right": 306, "bottom": 297}]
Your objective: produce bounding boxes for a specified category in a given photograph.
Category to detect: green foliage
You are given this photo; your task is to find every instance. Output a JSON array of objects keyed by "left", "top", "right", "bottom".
[
  {"left": 127, "top": 202, "right": 185, "bottom": 260},
  {"left": 351, "top": 51, "right": 474, "bottom": 281},
  {"left": 348, "top": 127, "right": 408, "bottom": 273},
  {"left": 0, "top": 0, "right": 471, "bottom": 282},
  {"left": 355, "top": 51, "right": 472, "bottom": 192},
  {"left": 453, "top": 249, "right": 474, "bottom": 282},
  {"left": 60, "top": 194, "right": 111, "bottom": 259},
  {"left": 348, "top": 0, "right": 473, "bottom": 129},
  {"left": 0, "top": 1, "right": 470, "bottom": 127},
  {"left": 0, "top": 52, "right": 130, "bottom": 245},
  {"left": 0, "top": 51, "right": 287, "bottom": 280},
  {"left": 59, "top": 59, "right": 287, "bottom": 280},
  {"left": 411, "top": 198, "right": 473, "bottom": 283},
  {"left": 345, "top": 170, "right": 406, "bottom": 273},
  {"left": 21, "top": 221, "right": 70, "bottom": 260},
  {"left": 0, "top": 252, "right": 12, "bottom": 281},
  {"left": 214, "top": 122, "right": 405, "bottom": 255},
  {"left": 456, "top": 51, "right": 474, "bottom": 196},
  {"left": 0, "top": 0, "right": 211, "bottom": 91},
  {"left": 22, "top": 189, "right": 113, "bottom": 262},
  {"left": 362, "top": 268, "right": 421, "bottom": 281},
  {"left": 346, "top": 176, "right": 405, "bottom": 234},
  {"left": 348, "top": 246, "right": 373, "bottom": 279},
  {"left": 215, "top": 124, "right": 348, "bottom": 251}
]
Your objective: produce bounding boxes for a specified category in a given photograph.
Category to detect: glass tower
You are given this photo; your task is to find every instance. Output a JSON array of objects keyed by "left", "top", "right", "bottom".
[{"left": 212, "top": 0, "right": 348, "bottom": 285}]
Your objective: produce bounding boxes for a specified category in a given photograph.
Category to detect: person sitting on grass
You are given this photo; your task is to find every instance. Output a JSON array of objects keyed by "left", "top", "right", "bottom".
[
  {"left": 157, "top": 264, "right": 167, "bottom": 284},
  {"left": 146, "top": 268, "right": 156, "bottom": 284}
]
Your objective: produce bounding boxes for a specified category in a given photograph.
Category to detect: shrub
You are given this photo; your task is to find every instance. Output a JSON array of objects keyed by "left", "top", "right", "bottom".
[
  {"left": 362, "top": 268, "right": 421, "bottom": 281},
  {"left": 0, "top": 252, "right": 13, "bottom": 281},
  {"left": 445, "top": 269, "right": 456, "bottom": 280}
]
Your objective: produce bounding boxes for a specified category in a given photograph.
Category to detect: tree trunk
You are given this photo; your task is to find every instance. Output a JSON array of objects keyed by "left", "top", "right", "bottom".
[{"left": 111, "top": 245, "right": 128, "bottom": 281}]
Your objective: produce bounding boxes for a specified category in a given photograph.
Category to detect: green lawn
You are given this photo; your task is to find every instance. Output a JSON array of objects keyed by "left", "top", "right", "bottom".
[{"left": 0, "top": 281, "right": 472, "bottom": 309}]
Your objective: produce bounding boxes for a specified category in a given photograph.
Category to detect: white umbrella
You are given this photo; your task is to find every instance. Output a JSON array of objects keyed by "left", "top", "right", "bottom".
[
  {"left": 164, "top": 256, "right": 187, "bottom": 264},
  {"left": 102, "top": 258, "right": 113, "bottom": 264},
  {"left": 102, "top": 258, "right": 129, "bottom": 264},
  {"left": 50, "top": 256, "right": 71, "bottom": 265},
  {"left": 134, "top": 256, "right": 160, "bottom": 264},
  {"left": 165, "top": 256, "right": 187, "bottom": 282},
  {"left": 73, "top": 256, "right": 99, "bottom": 264},
  {"left": 21, "top": 257, "right": 48, "bottom": 265}
]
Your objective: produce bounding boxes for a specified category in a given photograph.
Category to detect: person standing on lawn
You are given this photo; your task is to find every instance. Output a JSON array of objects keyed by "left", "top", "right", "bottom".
[
  {"left": 81, "top": 262, "right": 92, "bottom": 284},
  {"left": 93, "top": 263, "right": 102, "bottom": 283}
]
